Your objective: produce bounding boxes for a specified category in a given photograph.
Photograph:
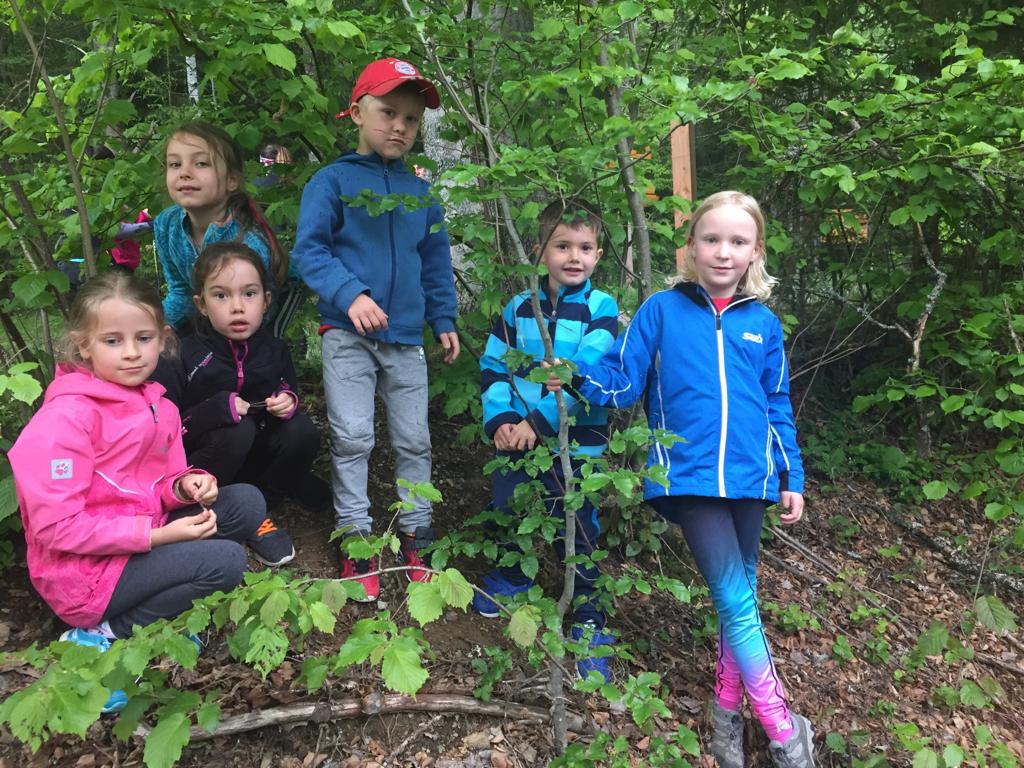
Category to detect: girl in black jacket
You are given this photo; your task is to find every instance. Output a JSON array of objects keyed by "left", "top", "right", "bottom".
[{"left": 153, "top": 242, "right": 329, "bottom": 514}]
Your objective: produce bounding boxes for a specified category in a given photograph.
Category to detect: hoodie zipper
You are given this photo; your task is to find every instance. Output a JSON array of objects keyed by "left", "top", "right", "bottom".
[
  {"left": 383, "top": 165, "right": 397, "bottom": 315},
  {"left": 230, "top": 340, "right": 248, "bottom": 392},
  {"left": 705, "top": 292, "right": 755, "bottom": 497}
]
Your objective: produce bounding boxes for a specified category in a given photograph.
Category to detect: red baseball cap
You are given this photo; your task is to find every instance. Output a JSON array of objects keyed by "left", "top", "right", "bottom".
[{"left": 336, "top": 58, "right": 441, "bottom": 119}]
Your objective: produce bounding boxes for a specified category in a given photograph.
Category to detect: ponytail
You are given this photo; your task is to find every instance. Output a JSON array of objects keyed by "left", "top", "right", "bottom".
[{"left": 227, "top": 191, "right": 289, "bottom": 287}]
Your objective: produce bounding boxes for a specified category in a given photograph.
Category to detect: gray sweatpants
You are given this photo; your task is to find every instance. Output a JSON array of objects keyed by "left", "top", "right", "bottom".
[{"left": 322, "top": 328, "right": 433, "bottom": 535}]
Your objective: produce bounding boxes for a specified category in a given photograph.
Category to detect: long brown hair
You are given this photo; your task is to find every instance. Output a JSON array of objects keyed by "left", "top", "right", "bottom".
[{"left": 165, "top": 121, "right": 288, "bottom": 286}]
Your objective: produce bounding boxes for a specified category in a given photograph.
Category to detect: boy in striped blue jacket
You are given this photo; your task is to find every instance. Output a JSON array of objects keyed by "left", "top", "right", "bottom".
[{"left": 474, "top": 199, "right": 619, "bottom": 681}]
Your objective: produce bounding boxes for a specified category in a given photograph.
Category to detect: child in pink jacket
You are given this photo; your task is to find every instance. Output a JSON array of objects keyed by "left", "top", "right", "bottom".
[{"left": 8, "top": 271, "right": 293, "bottom": 714}]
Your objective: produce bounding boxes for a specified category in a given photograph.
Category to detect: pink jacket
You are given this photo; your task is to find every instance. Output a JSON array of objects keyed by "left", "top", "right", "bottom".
[{"left": 8, "top": 365, "right": 194, "bottom": 627}]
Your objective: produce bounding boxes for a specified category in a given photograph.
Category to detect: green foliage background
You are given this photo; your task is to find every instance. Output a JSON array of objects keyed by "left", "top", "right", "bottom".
[{"left": 1, "top": 0, "right": 1023, "bottom": 764}]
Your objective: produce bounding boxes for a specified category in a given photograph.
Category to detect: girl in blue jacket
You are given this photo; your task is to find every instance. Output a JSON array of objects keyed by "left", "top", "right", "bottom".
[
  {"left": 549, "top": 191, "right": 815, "bottom": 768},
  {"left": 155, "top": 121, "right": 304, "bottom": 337}
]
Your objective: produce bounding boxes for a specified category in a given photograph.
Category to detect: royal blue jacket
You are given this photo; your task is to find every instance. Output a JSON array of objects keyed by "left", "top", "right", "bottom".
[
  {"left": 481, "top": 279, "right": 618, "bottom": 457},
  {"left": 292, "top": 152, "right": 457, "bottom": 345},
  {"left": 574, "top": 282, "right": 804, "bottom": 501}
]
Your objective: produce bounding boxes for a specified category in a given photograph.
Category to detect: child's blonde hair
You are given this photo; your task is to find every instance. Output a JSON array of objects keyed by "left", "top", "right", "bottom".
[
  {"left": 63, "top": 272, "right": 176, "bottom": 363},
  {"left": 681, "top": 190, "right": 777, "bottom": 301}
]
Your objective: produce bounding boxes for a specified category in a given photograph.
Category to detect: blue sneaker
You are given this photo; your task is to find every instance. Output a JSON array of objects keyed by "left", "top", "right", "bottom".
[
  {"left": 471, "top": 571, "right": 533, "bottom": 618},
  {"left": 59, "top": 628, "right": 128, "bottom": 714},
  {"left": 571, "top": 622, "right": 616, "bottom": 683}
]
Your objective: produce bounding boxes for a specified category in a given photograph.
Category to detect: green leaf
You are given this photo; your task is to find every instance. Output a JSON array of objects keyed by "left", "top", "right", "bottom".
[
  {"left": 537, "top": 18, "right": 563, "bottom": 37},
  {"left": 0, "top": 474, "right": 18, "bottom": 522},
  {"left": 922, "top": 481, "right": 948, "bottom": 500},
  {"left": 381, "top": 636, "right": 428, "bottom": 694},
  {"left": 228, "top": 597, "right": 250, "bottom": 625},
  {"left": 959, "top": 680, "right": 989, "bottom": 708},
  {"left": 260, "top": 590, "right": 289, "bottom": 626},
  {"left": 436, "top": 569, "right": 473, "bottom": 610},
  {"left": 321, "top": 581, "right": 348, "bottom": 612},
  {"left": 767, "top": 59, "right": 810, "bottom": 80},
  {"left": 984, "top": 502, "right": 1012, "bottom": 522},
  {"left": 937, "top": 397, "right": 962, "bottom": 415},
  {"left": 825, "top": 731, "right": 847, "bottom": 752},
  {"left": 913, "top": 748, "right": 939, "bottom": 768},
  {"left": 508, "top": 606, "right": 539, "bottom": 648},
  {"left": 300, "top": 657, "right": 329, "bottom": 692},
  {"left": 262, "top": 43, "right": 296, "bottom": 72},
  {"left": 617, "top": 0, "right": 643, "bottom": 19},
  {"left": 308, "top": 601, "right": 336, "bottom": 634},
  {"left": 3, "top": 373, "right": 42, "bottom": 405},
  {"left": 325, "top": 20, "right": 363, "bottom": 39},
  {"left": 196, "top": 702, "right": 220, "bottom": 734},
  {"left": 337, "top": 634, "right": 384, "bottom": 668},
  {"left": 943, "top": 744, "right": 965, "bottom": 768},
  {"left": 143, "top": 712, "right": 190, "bottom": 768},
  {"left": 974, "top": 595, "right": 1018, "bottom": 633},
  {"left": 915, "top": 622, "right": 949, "bottom": 656},
  {"left": 407, "top": 581, "right": 444, "bottom": 626}
]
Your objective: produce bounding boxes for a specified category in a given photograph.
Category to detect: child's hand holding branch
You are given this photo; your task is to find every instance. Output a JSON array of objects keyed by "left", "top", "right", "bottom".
[
  {"left": 541, "top": 358, "right": 567, "bottom": 392},
  {"left": 175, "top": 472, "right": 219, "bottom": 507},
  {"left": 265, "top": 391, "right": 296, "bottom": 418},
  {"left": 151, "top": 508, "right": 218, "bottom": 547}
]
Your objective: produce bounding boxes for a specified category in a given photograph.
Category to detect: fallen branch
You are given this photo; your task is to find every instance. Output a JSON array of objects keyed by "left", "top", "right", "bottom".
[{"left": 135, "top": 693, "right": 590, "bottom": 743}]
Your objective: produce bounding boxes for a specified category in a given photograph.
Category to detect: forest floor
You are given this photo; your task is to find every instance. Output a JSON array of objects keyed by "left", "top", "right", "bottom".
[{"left": 1, "top": 390, "right": 1022, "bottom": 768}]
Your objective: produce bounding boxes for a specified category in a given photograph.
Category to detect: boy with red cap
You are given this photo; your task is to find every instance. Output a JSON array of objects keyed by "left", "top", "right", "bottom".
[{"left": 293, "top": 57, "right": 459, "bottom": 601}]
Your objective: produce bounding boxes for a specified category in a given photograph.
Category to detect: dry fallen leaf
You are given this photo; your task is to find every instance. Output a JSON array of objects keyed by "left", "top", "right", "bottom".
[{"left": 463, "top": 729, "right": 492, "bottom": 750}]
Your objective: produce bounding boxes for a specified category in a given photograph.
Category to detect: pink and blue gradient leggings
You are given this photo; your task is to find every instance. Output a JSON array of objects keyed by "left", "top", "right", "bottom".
[{"left": 654, "top": 495, "right": 793, "bottom": 741}]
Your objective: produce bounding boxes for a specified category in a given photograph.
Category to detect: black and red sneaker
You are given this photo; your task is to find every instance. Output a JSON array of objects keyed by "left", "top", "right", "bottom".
[
  {"left": 339, "top": 556, "right": 379, "bottom": 602},
  {"left": 399, "top": 526, "right": 434, "bottom": 584}
]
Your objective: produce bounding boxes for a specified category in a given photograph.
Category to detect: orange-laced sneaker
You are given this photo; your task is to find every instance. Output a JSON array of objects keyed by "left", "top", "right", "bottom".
[
  {"left": 249, "top": 517, "right": 295, "bottom": 567},
  {"left": 400, "top": 526, "right": 434, "bottom": 584},
  {"left": 339, "top": 556, "right": 379, "bottom": 602}
]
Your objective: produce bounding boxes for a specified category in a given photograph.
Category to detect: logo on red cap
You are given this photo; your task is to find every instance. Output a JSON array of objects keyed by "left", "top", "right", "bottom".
[{"left": 336, "top": 57, "right": 441, "bottom": 119}]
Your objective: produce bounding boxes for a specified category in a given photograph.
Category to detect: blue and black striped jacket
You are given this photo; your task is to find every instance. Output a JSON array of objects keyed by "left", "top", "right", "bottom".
[{"left": 480, "top": 279, "right": 618, "bottom": 457}]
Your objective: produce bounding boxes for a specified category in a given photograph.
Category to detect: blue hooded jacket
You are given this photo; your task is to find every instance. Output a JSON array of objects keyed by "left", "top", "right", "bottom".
[
  {"left": 574, "top": 282, "right": 804, "bottom": 502},
  {"left": 292, "top": 152, "right": 457, "bottom": 344},
  {"left": 480, "top": 278, "right": 618, "bottom": 457}
]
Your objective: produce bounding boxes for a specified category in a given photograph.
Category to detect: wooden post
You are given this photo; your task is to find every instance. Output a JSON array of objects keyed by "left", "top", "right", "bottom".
[{"left": 671, "top": 122, "right": 695, "bottom": 268}]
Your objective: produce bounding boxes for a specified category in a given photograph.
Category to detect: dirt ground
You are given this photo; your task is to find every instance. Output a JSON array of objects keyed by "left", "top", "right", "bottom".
[{"left": 1, "top": 393, "right": 1023, "bottom": 767}]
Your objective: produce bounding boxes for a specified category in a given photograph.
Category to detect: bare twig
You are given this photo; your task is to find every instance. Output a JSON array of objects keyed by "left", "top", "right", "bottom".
[
  {"left": 909, "top": 223, "right": 947, "bottom": 373},
  {"left": 8, "top": 0, "right": 97, "bottom": 275},
  {"left": 398, "top": 4, "right": 578, "bottom": 751},
  {"left": 588, "top": 0, "right": 652, "bottom": 299},
  {"left": 134, "top": 693, "right": 591, "bottom": 743}
]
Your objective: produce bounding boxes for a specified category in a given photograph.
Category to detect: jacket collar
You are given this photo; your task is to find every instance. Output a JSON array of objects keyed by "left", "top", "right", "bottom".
[
  {"left": 674, "top": 281, "right": 754, "bottom": 312},
  {"left": 48, "top": 363, "right": 166, "bottom": 404},
  {"left": 542, "top": 278, "right": 590, "bottom": 308},
  {"left": 336, "top": 151, "right": 410, "bottom": 174}
]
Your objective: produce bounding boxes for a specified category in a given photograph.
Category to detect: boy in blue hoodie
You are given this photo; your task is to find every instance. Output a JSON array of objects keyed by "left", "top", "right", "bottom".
[{"left": 292, "top": 58, "right": 459, "bottom": 601}]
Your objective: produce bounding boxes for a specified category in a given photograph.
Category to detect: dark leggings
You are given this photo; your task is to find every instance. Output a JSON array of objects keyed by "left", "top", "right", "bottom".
[
  {"left": 101, "top": 484, "right": 265, "bottom": 638},
  {"left": 652, "top": 495, "right": 792, "bottom": 741},
  {"left": 185, "top": 412, "right": 319, "bottom": 498},
  {"left": 490, "top": 454, "right": 603, "bottom": 627}
]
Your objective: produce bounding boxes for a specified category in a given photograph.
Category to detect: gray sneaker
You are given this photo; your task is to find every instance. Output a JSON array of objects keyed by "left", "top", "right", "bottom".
[
  {"left": 768, "top": 712, "right": 816, "bottom": 768},
  {"left": 708, "top": 701, "right": 744, "bottom": 768}
]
